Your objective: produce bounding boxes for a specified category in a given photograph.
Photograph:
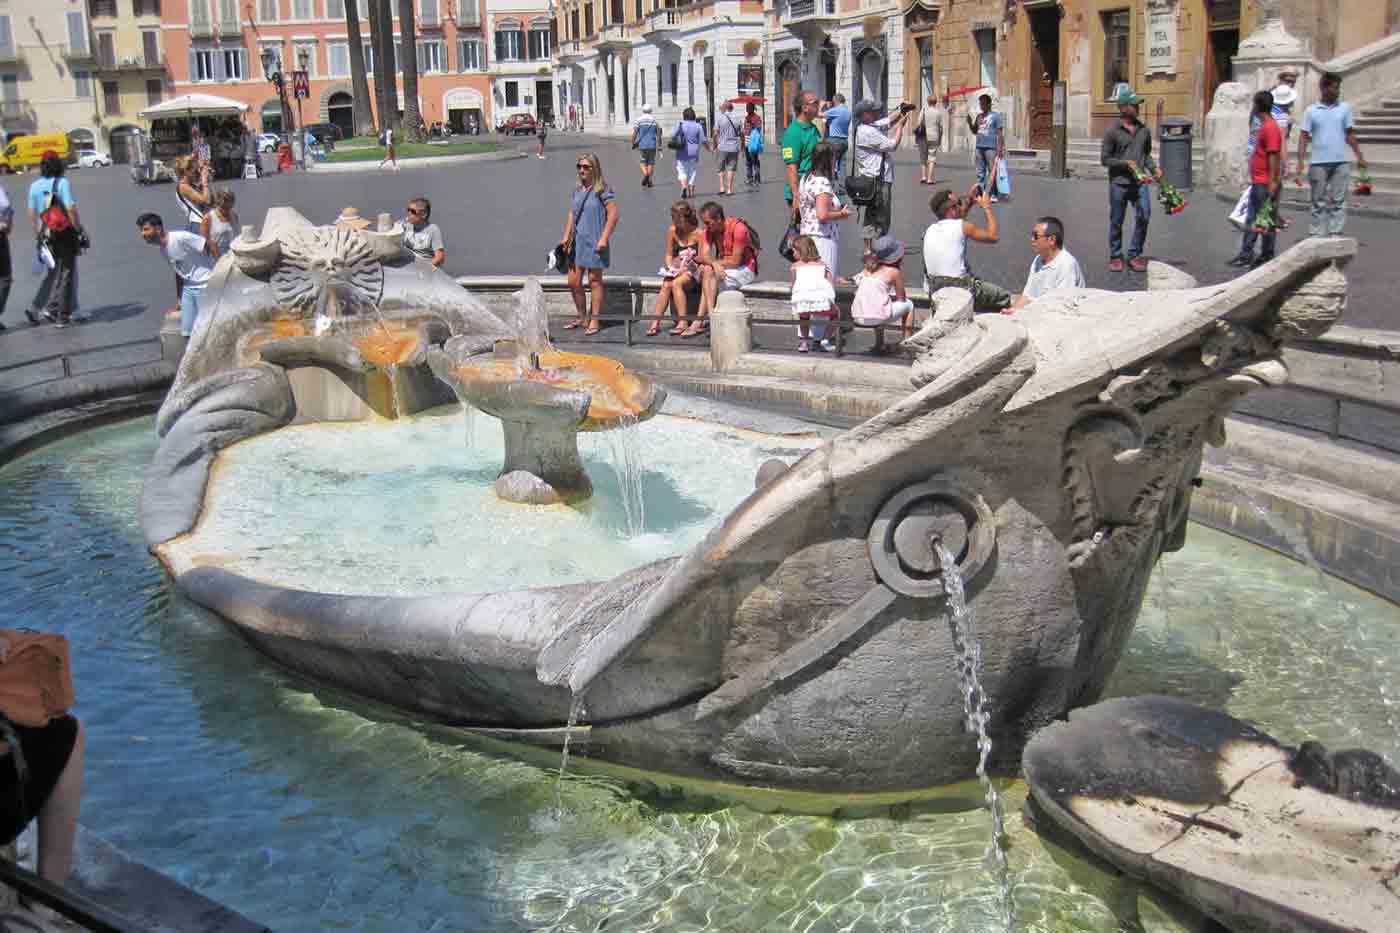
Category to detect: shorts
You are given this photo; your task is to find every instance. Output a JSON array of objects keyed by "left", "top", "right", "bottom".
[
  {"left": 677, "top": 158, "right": 699, "bottom": 185},
  {"left": 1, "top": 715, "right": 79, "bottom": 845},
  {"left": 718, "top": 265, "right": 756, "bottom": 291},
  {"left": 640, "top": 148, "right": 657, "bottom": 165},
  {"left": 718, "top": 150, "right": 739, "bottom": 172}
]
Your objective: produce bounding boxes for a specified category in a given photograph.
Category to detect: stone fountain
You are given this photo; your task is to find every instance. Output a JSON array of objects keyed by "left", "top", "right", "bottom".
[{"left": 140, "top": 205, "right": 1357, "bottom": 795}]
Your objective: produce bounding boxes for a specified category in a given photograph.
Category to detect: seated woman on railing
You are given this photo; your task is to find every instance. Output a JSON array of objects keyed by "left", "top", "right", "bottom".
[
  {"left": 1, "top": 629, "right": 85, "bottom": 902},
  {"left": 648, "top": 200, "right": 703, "bottom": 337}
]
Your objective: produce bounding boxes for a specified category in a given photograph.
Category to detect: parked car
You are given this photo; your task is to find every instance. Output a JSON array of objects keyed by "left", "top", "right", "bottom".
[
  {"left": 74, "top": 148, "right": 112, "bottom": 168},
  {"left": 258, "top": 133, "right": 280, "bottom": 153},
  {"left": 302, "top": 123, "right": 342, "bottom": 149},
  {"left": 497, "top": 113, "right": 537, "bottom": 136}
]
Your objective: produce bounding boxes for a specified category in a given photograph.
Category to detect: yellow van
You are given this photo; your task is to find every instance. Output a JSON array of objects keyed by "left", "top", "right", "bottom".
[{"left": 2, "top": 134, "right": 71, "bottom": 173}]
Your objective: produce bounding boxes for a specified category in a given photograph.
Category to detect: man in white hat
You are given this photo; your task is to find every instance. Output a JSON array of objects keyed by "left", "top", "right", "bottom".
[
  {"left": 632, "top": 105, "right": 660, "bottom": 188},
  {"left": 1270, "top": 78, "right": 1298, "bottom": 178}
]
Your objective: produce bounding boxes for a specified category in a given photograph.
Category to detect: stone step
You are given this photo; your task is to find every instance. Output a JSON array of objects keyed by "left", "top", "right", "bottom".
[
  {"left": 1355, "top": 131, "right": 1400, "bottom": 144},
  {"left": 1357, "top": 114, "right": 1400, "bottom": 125}
]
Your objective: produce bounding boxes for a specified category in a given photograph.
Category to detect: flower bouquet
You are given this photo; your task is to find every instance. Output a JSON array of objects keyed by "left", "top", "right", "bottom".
[
  {"left": 1251, "top": 196, "right": 1279, "bottom": 234},
  {"left": 1354, "top": 167, "right": 1373, "bottom": 196},
  {"left": 1134, "top": 169, "right": 1188, "bottom": 215}
]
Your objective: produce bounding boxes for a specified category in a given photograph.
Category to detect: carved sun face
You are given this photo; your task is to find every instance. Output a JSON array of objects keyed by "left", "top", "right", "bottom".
[{"left": 271, "top": 226, "right": 384, "bottom": 313}]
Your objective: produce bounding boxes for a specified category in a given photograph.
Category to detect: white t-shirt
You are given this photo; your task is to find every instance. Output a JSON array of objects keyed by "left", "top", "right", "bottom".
[
  {"left": 163, "top": 230, "right": 215, "bottom": 287},
  {"left": 922, "top": 218, "right": 968, "bottom": 278},
  {"left": 1023, "top": 249, "right": 1086, "bottom": 300},
  {"left": 854, "top": 122, "right": 897, "bottom": 182}
]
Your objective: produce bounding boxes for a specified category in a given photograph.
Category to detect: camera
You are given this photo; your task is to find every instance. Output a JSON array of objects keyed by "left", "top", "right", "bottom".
[{"left": 898, "top": 102, "right": 917, "bottom": 115}]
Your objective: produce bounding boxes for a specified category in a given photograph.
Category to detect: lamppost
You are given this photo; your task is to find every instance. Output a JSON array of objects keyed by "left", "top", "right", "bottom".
[
  {"left": 261, "top": 46, "right": 291, "bottom": 156},
  {"left": 293, "top": 48, "right": 310, "bottom": 168}
]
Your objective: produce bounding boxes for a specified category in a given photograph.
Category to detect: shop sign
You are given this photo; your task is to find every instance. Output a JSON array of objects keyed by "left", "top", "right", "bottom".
[
  {"left": 737, "top": 64, "right": 763, "bottom": 98},
  {"left": 1146, "top": 8, "right": 1178, "bottom": 76}
]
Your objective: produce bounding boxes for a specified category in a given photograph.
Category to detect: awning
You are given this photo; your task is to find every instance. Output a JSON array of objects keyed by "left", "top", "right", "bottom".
[{"left": 139, "top": 94, "right": 250, "bottom": 120}]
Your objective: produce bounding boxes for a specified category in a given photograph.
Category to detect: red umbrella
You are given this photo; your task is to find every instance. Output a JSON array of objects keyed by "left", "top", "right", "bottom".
[
  {"left": 946, "top": 85, "right": 988, "bottom": 99},
  {"left": 729, "top": 96, "right": 766, "bottom": 104}
]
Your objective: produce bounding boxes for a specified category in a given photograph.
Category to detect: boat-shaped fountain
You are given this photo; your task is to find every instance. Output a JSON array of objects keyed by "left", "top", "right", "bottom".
[{"left": 140, "top": 206, "right": 1359, "bottom": 795}]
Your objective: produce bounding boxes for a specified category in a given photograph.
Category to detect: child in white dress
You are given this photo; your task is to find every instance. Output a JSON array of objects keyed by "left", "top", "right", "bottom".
[{"left": 789, "top": 235, "right": 837, "bottom": 353}]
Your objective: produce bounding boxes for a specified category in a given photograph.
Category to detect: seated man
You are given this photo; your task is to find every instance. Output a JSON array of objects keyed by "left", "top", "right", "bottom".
[
  {"left": 686, "top": 201, "right": 758, "bottom": 337},
  {"left": 1011, "top": 216, "right": 1085, "bottom": 311},
  {"left": 921, "top": 186, "right": 1011, "bottom": 313}
]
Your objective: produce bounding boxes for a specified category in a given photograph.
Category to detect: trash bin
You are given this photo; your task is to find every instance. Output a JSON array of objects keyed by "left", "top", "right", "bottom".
[{"left": 1158, "top": 117, "right": 1192, "bottom": 191}]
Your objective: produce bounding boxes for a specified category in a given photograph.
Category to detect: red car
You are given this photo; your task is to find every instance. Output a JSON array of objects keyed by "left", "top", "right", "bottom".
[{"left": 498, "top": 113, "right": 537, "bottom": 136}]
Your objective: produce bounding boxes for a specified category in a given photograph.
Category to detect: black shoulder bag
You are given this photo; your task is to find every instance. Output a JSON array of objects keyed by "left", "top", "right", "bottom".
[
  {"left": 550, "top": 191, "right": 593, "bottom": 274},
  {"left": 845, "top": 131, "right": 885, "bottom": 206}
]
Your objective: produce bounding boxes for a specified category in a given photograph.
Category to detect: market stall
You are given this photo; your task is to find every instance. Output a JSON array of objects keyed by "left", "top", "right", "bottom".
[{"left": 138, "top": 94, "right": 252, "bottom": 180}]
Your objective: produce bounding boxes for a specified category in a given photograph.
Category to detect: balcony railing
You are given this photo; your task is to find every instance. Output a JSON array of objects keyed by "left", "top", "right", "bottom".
[
  {"left": 96, "top": 54, "right": 167, "bottom": 73},
  {"left": 218, "top": 14, "right": 241, "bottom": 34},
  {"left": 596, "top": 22, "right": 630, "bottom": 50},
  {"left": 189, "top": 19, "right": 216, "bottom": 38},
  {"left": 62, "top": 39, "right": 96, "bottom": 62},
  {"left": 784, "top": 0, "right": 837, "bottom": 22}
]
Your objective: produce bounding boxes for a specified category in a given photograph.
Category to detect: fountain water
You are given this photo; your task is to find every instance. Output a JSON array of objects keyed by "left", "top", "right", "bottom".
[
  {"left": 555, "top": 695, "right": 587, "bottom": 818},
  {"left": 937, "top": 542, "right": 1013, "bottom": 930},
  {"left": 598, "top": 414, "right": 645, "bottom": 537}
]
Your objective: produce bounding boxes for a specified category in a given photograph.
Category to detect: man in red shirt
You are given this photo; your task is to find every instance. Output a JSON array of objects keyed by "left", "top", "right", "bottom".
[
  {"left": 1230, "top": 90, "right": 1284, "bottom": 269},
  {"left": 684, "top": 201, "right": 758, "bottom": 337}
]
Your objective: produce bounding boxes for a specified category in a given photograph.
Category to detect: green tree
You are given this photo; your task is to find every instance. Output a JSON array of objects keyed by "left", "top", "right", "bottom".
[
  {"left": 397, "top": 0, "right": 423, "bottom": 141},
  {"left": 344, "top": 0, "right": 375, "bottom": 136},
  {"left": 367, "top": 0, "right": 399, "bottom": 131}
]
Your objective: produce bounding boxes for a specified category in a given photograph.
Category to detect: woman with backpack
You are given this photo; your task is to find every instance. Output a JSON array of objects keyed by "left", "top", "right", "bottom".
[
  {"left": 25, "top": 152, "right": 83, "bottom": 329},
  {"left": 672, "top": 108, "right": 708, "bottom": 200},
  {"left": 743, "top": 104, "right": 763, "bottom": 187}
]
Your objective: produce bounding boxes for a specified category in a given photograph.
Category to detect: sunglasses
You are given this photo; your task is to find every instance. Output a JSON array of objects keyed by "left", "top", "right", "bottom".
[
  {"left": 576, "top": 163, "right": 592, "bottom": 171},
  {"left": 1029, "top": 230, "right": 1046, "bottom": 240},
  {"left": 407, "top": 207, "right": 425, "bottom": 215}
]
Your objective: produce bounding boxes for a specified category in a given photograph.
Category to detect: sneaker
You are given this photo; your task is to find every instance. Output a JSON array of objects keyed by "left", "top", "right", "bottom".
[
  {"left": 1226, "top": 255, "right": 1252, "bottom": 267},
  {"left": 71, "top": 309, "right": 91, "bottom": 322},
  {"left": 798, "top": 339, "right": 810, "bottom": 353},
  {"left": 24, "top": 307, "right": 41, "bottom": 325},
  {"left": 820, "top": 339, "right": 835, "bottom": 352},
  {"left": 1129, "top": 257, "right": 1149, "bottom": 272},
  {"left": 1108, "top": 258, "right": 1125, "bottom": 272},
  {"left": 41, "top": 310, "right": 56, "bottom": 324},
  {"left": 52, "top": 319, "right": 69, "bottom": 329}
]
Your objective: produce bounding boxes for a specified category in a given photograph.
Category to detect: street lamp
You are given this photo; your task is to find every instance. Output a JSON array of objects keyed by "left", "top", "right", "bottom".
[
  {"left": 294, "top": 48, "right": 310, "bottom": 167},
  {"left": 261, "top": 46, "right": 291, "bottom": 152}
]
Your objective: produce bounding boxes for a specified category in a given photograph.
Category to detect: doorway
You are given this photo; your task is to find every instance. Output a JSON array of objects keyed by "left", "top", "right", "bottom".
[
  {"left": 1027, "top": 6, "right": 1059, "bottom": 149},
  {"left": 778, "top": 60, "right": 800, "bottom": 131},
  {"left": 327, "top": 92, "right": 354, "bottom": 138},
  {"left": 821, "top": 42, "right": 837, "bottom": 101},
  {"left": 1205, "top": 0, "right": 1241, "bottom": 116}
]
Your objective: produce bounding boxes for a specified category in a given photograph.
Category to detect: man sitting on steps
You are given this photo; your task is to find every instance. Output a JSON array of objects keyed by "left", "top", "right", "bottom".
[{"left": 686, "top": 201, "right": 759, "bottom": 338}]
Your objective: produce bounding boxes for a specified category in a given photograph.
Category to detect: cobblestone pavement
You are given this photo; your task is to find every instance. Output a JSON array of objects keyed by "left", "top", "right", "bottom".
[{"left": 1, "top": 133, "right": 1393, "bottom": 367}]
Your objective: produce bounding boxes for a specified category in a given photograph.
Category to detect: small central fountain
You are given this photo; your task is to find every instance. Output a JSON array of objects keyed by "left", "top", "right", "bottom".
[{"left": 429, "top": 280, "right": 664, "bottom": 504}]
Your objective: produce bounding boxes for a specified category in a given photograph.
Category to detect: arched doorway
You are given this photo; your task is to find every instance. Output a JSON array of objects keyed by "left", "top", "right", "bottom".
[
  {"left": 852, "top": 37, "right": 888, "bottom": 109},
  {"left": 109, "top": 124, "right": 144, "bottom": 164},
  {"left": 261, "top": 99, "right": 284, "bottom": 134},
  {"left": 68, "top": 128, "right": 95, "bottom": 153},
  {"left": 776, "top": 54, "right": 801, "bottom": 132},
  {"left": 326, "top": 92, "right": 354, "bottom": 137}
]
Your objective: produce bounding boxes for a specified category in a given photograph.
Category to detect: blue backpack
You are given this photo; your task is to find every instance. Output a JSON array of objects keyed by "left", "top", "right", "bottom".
[{"left": 746, "top": 127, "right": 763, "bottom": 155}]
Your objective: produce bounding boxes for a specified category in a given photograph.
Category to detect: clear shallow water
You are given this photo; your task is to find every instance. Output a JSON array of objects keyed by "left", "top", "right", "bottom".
[
  {"left": 2, "top": 417, "right": 1398, "bottom": 932},
  {"left": 179, "top": 410, "right": 821, "bottom": 596}
]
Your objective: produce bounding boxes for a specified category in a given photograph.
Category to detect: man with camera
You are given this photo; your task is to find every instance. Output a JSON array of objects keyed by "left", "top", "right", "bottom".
[{"left": 852, "top": 99, "right": 912, "bottom": 247}]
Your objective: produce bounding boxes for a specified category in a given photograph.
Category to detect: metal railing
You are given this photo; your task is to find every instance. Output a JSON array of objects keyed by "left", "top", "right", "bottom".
[
  {"left": 544, "top": 309, "right": 908, "bottom": 358},
  {"left": 0, "top": 337, "right": 166, "bottom": 393},
  {"left": 785, "top": 0, "right": 836, "bottom": 19},
  {"left": 0, "top": 858, "right": 132, "bottom": 933}
]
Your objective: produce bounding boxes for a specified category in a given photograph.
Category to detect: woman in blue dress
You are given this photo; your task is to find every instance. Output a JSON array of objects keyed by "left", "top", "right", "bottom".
[
  {"left": 674, "top": 108, "right": 708, "bottom": 200},
  {"left": 560, "top": 152, "right": 619, "bottom": 336}
]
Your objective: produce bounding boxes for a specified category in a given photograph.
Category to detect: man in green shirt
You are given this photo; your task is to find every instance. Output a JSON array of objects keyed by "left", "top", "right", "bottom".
[{"left": 782, "top": 91, "right": 822, "bottom": 213}]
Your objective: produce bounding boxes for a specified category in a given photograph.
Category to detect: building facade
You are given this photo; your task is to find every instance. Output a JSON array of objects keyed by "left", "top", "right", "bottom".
[
  {"left": 1, "top": 0, "right": 107, "bottom": 146},
  {"left": 89, "top": 0, "right": 171, "bottom": 160},
  {"left": 161, "top": 0, "right": 501, "bottom": 136}
]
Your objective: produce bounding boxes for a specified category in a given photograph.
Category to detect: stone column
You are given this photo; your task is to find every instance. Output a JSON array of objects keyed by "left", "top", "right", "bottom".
[
  {"left": 1231, "top": 0, "right": 1317, "bottom": 106},
  {"left": 710, "top": 289, "right": 752, "bottom": 372}
]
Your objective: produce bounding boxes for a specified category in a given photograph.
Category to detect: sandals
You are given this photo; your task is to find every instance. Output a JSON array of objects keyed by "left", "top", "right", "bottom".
[
  {"left": 681, "top": 320, "right": 708, "bottom": 338},
  {"left": 669, "top": 322, "right": 688, "bottom": 336},
  {"left": 583, "top": 325, "right": 601, "bottom": 336},
  {"left": 646, "top": 324, "right": 662, "bottom": 337},
  {"left": 562, "top": 318, "right": 584, "bottom": 330}
]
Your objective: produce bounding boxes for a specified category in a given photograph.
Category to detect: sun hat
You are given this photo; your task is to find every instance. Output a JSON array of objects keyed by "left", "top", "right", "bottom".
[
  {"left": 642, "top": 105, "right": 653, "bottom": 114},
  {"left": 1114, "top": 87, "right": 1144, "bottom": 106},
  {"left": 1271, "top": 84, "right": 1298, "bottom": 107},
  {"left": 335, "top": 206, "right": 372, "bottom": 230},
  {"left": 853, "top": 99, "right": 881, "bottom": 119},
  {"left": 870, "top": 235, "right": 905, "bottom": 264}
]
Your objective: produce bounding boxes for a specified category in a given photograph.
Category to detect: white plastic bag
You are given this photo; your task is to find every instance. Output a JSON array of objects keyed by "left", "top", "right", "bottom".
[
  {"left": 1228, "top": 188, "right": 1250, "bottom": 229},
  {"left": 32, "top": 243, "right": 54, "bottom": 275}
]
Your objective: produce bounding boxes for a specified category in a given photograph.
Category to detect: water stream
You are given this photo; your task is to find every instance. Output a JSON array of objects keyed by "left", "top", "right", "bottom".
[
  {"left": 554, "top": 695, "right": 587, "bottom": 818},
  {"left": 937, "top": 543, "right": 1013, "bottom": 931},
  {"left": 597, "top": 414, "right": 646, "bottom": 538}
]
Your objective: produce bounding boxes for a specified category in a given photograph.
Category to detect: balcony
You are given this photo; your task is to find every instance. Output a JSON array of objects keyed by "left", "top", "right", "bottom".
[
  {"left": 62, "top": 38, "right": 96, "bottom": 62},
  {"left": 95, "top": 54, "right": 167, "bottom": 74},
  {"left": 455, "top": 2, "right": 481, "bottom": 27},
  {"left": 555, "top": 39, "right": 582, "bottom": 65},
  {"left": 189, "top": 19, "right": 216, "bottom": 39},
  {"left": 642, "top": 8, "right": 680, "bottom": 44},
  {"left": 782, "top": 0, "right": 839, "bottom": 38},
  {"left": 218, "top": 15, "right": 241, "bottom": 35},
  {"left": 595, "top": 22, "right": 630, "bottom": 52}
]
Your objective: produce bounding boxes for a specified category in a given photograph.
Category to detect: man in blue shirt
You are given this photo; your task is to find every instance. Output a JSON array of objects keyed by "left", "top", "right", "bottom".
[
  {"left": 965, "top": 93, "right": 1004, "bottom": 197},
  {"left": 821, "top": 95, "right": 852, "bottom": 185},
  {"left": 1296, "top": 71, "right": 1368, "bottom": 237},
  {"left": 632, "top": 105, "right": 660, "bottom": 188}
]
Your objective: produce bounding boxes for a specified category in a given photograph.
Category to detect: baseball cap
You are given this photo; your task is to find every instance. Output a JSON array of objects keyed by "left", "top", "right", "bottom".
[
  {"left": 853, "top": 99, "right": 881, "bottom": 119},
  {"left": 1114, "top": 87, "right": 1144, "bottom": 106}
]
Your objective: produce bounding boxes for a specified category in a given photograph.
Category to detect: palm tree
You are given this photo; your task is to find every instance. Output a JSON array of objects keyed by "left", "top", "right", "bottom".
[
  {"left": 345, "top": 0, "right": 375, "bottom": 136},
  {"left": 397, "top": 0, "right": 423, "bottom": 141},
  {"left": 367, "top": 0, "right": 399, "bottom": 131}
]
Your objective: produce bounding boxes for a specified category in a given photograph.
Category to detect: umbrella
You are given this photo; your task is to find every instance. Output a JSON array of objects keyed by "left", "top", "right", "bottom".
[
  {"left": 138, "top": 93, "right": 250, "bottom": 120},
  {"left": 728, "top": 96, "right": 766, "bottom": 105}
]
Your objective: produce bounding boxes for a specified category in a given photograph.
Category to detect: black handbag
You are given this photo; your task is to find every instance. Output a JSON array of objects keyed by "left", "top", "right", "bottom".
[
  {"left": 666, "top": 125, "right": 684, "bottom": 151},
  {"left": 777, "top": 222, "right": 801, "bottom": 262},
  {"left": 844, "top": 136, "right": 884, "bottom": 206},
  {"left": 549, "top": 191, "right": 593, "bottom": 274}
]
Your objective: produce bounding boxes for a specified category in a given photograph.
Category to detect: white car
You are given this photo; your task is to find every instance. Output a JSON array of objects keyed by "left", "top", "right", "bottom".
[
  {"left": 75, "top": 149, "right": 112, "bottom": 168},
  {"left": 258, "top": 133, "right": 280, "bottom": 153}
]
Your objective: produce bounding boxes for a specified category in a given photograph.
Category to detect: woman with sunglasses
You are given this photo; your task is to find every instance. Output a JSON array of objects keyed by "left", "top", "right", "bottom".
[
  {"left": 560, "top": 153, "right": 619, "bottom": 335},
  {"left": 402, "top": 198, "right": 446, "bottom": 268}
]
